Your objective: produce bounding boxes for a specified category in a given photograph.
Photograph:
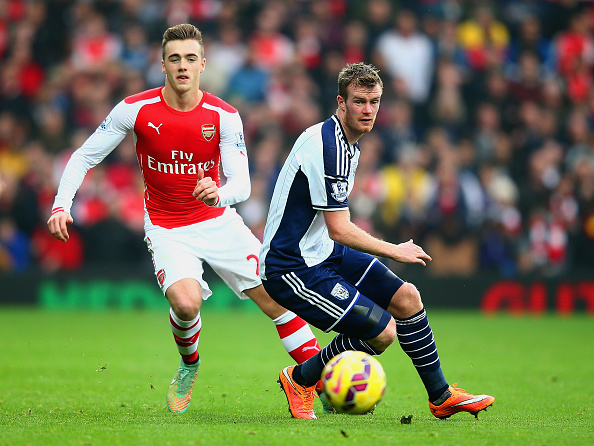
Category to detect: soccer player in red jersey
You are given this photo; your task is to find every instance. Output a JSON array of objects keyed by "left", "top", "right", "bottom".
[{"left": 47, "top": 24, "right": 321, "bottom": 414}]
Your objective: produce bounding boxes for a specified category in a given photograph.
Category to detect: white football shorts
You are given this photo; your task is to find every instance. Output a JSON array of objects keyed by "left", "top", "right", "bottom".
[{"left": 144, "top": 207, "right": 262, "bottom": 299}]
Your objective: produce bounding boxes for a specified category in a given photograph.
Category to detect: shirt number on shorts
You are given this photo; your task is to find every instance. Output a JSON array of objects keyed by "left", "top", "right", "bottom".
[{"left": 247, "top": 254, "right": 259, "bottom": 276}]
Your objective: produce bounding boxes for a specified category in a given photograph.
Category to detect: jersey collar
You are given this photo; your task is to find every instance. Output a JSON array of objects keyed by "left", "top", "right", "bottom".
[{"left": 332, "top": 115, "right": 358, "bottom": 158}]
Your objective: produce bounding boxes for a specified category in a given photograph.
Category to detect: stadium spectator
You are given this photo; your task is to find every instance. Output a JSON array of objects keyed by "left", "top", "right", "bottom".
[
  {"left": 434, "top": 19, "right": 467, "bottom": 69},
  {"left": 428, "top": 58, "right": 467, "bottom": 137},
  {"left": 347, "top": 131, "right": 385, "bottom": 234},
  {"left": 70, "top": 13, "right": 123, "bottom": 72},
  {"left": 293, "top": 16, "right": 323, "bottom": 71},
  {"left": 571, "top": 153, "right": 594, "bottom": 267},
  {"left": 457, "top": 4, "right": 510, "bottom": 72},
  {"left": 473, "top": 102, "right": 502, "bottom": 164},
  {"left": 424, "top": 149, "right": 485, "bottom": 276},
  {"left": 0, "top": 216, "right": 29, "bottom": 272},
  {"left": 379, "top": 143, "right": 433, "bottom": 249},
  {"left": 478, "top": 164, "right": 521, "bottom": 276},
  {"left": 360, "top": 0, "right": 393, "bottom": 53},
  {"left": 224, "top": 43, "right": 269, "bottom": 104},
  {"left": 120, "top": 22, "right": 151, "bottom": 74},
  {"left": 506, "top": 15, "right": 554, "bottom": 75},
  {"left": 199, "top": 24, "right": 247, "bottom": 97},
  {"left": 375, "top": 9, "right": 434, "bottom": 104},
  {"left": 379, "top": 99, "right": 419, "bottom": 164},
  {"left": 248, "top": 3, "right": 294, "bottom": 72},
  {"left": 508, "top": 51, "right": 544, "bottom": 105},
  {"left": 553, "top": 8, "right": 594, "bottom": 103},
  {"left": 342, "top": 20, "right": 368, "bottom": 65}
]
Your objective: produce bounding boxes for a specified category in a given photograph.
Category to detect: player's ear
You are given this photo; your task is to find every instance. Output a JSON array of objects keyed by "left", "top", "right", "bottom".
[
  {"left": 337, "top": 95, "right": 346, "bottom": 111},
  {"left": 200, "top": 58, "right": 206, "bottom": 73},
  {"left": 161, "top": 59, "right": 166, "bottom": 74}
]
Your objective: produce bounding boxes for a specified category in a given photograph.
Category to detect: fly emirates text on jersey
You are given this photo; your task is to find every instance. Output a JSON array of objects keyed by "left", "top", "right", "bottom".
[{"left": 144, "top": 150, "right": 216, "bottom": 175}]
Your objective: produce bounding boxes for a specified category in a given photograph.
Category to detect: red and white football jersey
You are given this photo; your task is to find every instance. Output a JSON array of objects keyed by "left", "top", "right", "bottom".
[{"left": 52, "top": 87, "right": 250, "bottom": 229}]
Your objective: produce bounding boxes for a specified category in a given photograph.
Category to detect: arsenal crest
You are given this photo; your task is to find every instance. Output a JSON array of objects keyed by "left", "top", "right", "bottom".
[
  {"left": 157, "top": 269, "right": 166, "bottom": 286},
  {"left": 201, "top": 124, "right": 216, "bottom": 141}
]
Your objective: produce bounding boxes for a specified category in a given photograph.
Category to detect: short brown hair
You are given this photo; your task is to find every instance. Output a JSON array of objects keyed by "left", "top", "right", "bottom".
[
  {"left": 337, "top": 63, "right": 383, "bottom": 99},
  {"left": 162, "top": 23, "right": 204, "bottom": 59}
]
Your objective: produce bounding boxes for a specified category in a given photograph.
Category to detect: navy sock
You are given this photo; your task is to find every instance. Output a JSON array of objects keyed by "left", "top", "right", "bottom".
[
  {"left": 396, "top": 308, "right": 449, "bottom": 402},
  {"left": 293, "top": 334, "right": 381, "bottom": 387}
]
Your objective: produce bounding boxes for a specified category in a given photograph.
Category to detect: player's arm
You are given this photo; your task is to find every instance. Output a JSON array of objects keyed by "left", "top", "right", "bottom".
[
  {"left": 323, "top": 209, "right": 432, "bottom": 266},
  {"left": 48, "top": 101, "right": 131, "bottom": 242},
  {"left": 195, "top": 109, "right": 250, "bottom": 207},
  {"left": 192, "top": 148, "right": 250, "bottom": 206}
]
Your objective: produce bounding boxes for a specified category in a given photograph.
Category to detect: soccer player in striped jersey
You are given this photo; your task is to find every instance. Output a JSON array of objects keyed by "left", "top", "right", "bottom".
[
  {"left": 260, "top": 63, "right": 494, "bottom": 420},
  {"left": 47, "top": 24, "right": 320, "bottom": 414}
]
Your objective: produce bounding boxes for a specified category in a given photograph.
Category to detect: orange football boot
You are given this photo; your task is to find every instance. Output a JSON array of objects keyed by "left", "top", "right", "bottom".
[
  {"left": 429, "top": 383, "right": 494, "bottom": 419},
  {"left": 278, "top": 366, "right": 317, "bottom": 419}
]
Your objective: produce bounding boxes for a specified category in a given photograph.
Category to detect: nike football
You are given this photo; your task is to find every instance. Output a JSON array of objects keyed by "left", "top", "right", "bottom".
[{"left": 321, "top": 351, "right": 386, "bottom": 414}]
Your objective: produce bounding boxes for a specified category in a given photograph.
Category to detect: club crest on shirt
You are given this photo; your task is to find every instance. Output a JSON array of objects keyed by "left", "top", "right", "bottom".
[
  {"left": 330, "top": 283, "right": 349, "bottom": 300},
  {"left": 330, "top": 181, "right": 348, "bottom": 202},
  {"left": 201, "top": 124, "right": 216, "bottom": 142}
]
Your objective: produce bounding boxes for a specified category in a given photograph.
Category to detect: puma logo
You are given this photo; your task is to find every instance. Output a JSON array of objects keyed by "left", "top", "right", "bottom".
[
  {"left": 148, "top": 122, "right": 163, "bottom": 134},
  {"left": 302, "top": 346, "right": 320, "bottom": 353}
]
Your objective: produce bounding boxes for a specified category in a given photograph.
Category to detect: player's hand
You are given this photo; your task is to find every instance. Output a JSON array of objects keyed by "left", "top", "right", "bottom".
[
  {"left": 193, "top": 167, "right": 219, "bottom": 206},
  {"left": 393, "top": 239, "right": 432, "bottom": 266},
  {"left": 47, "top": 211, "right": 74, "bottom": 242}
]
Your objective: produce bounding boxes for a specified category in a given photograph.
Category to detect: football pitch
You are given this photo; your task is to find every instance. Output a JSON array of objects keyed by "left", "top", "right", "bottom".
[{"left": 0, "top": 307, "right": 592, "bottom": 445}]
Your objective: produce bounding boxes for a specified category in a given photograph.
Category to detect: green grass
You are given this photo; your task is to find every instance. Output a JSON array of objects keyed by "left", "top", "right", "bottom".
[{"left": 0, "top": 307, "right": 592, "bottom": 445}]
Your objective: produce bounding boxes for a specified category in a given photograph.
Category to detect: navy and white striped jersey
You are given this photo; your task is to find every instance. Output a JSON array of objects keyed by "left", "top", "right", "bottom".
[{"left": 260, "top": 115, "right": 360, "bottom": 279}]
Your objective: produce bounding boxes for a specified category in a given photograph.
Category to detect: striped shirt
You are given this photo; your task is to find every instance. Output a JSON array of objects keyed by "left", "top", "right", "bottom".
[{"left": 260, "top": 115, "right": 360, "bottom": 279}]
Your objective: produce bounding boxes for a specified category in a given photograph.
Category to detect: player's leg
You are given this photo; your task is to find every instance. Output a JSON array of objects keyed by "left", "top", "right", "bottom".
[
  {"left": 263, "top": 265, "right": 396, "bottom": 418},
  {"left": 335, "top": 248, "right": 450, "bottom": 404},
  {"left": 166, "top": 278, "right": 203, "bottom": 364},
  {"left": 164, "top": 278, "right": 204, "bottom": 413},
  {"left": 203, "top": 208, "right": 321, "bottom": 364},
  {"left": 282, "top": 294, "right": 396, "bottom": 389},
  {"left": 245, "top": 285, "right": 321, "bottom": 363},
  {"left": 388, "top": 283, "right": 494, "bottom": 418},
  {"left": 145, "top": 230, "right": 208, "bottom": 413},
  {"left": 386, "top": 282, "right": 450, "bottom": 401},
  {"left": 244, "top": 284, "right": 329, "bottom": 411},
  {"left": 358, "top": 259, "right": 494, "bottom": 418}
]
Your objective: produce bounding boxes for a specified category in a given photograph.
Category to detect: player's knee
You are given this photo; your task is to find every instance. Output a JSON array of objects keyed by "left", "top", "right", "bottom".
[
  {"left": 166, "top": 280, "right": 202, "bottom": 320},
  {"left": 388, "top": 282, "right": 423, "bottom": 319},
  {"left": 171, "top": 300, "right": 200, "bottom": 321},
  {"left": 167, "top": 292, "right": 201, "bottom": 320},
  {"left": 367, "top": 318, "right": 396, "bottom": 352}
]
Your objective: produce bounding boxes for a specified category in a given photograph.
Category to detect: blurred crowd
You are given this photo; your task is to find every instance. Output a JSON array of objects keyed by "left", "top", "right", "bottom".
[{"left": 1, "top": 0, "right": 594, "bottom": 278}]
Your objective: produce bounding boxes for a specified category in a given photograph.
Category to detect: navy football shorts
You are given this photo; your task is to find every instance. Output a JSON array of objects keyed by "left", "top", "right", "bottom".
[{"left": 262, "top": 245, "right": 404, "bottom": 341}]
